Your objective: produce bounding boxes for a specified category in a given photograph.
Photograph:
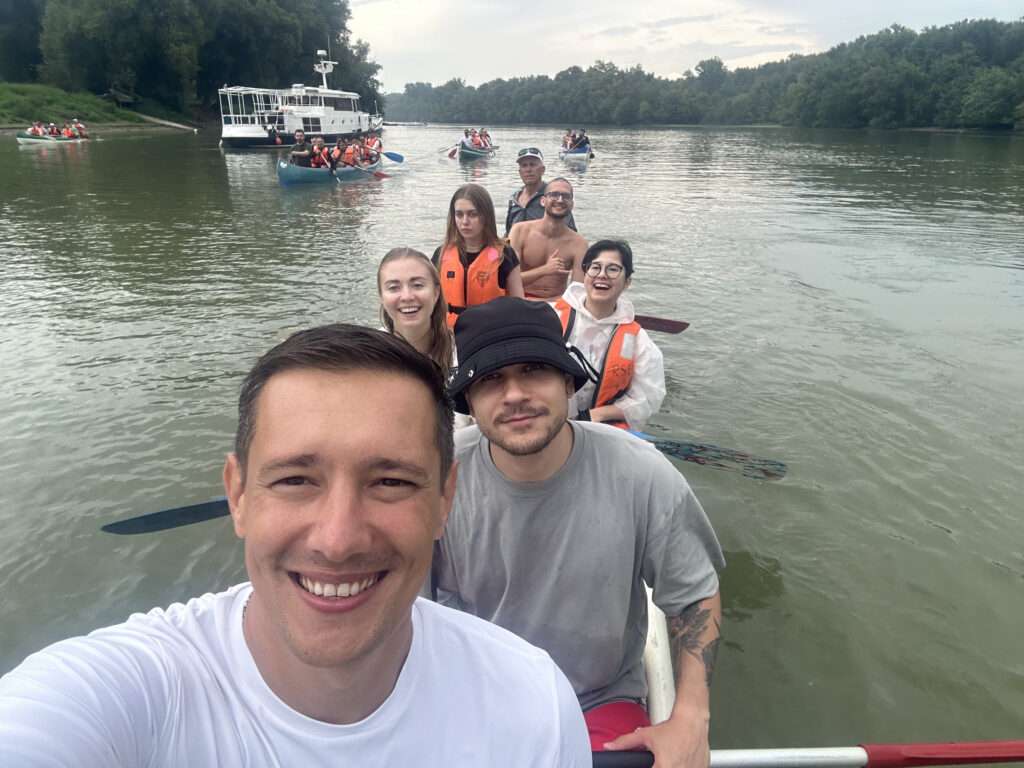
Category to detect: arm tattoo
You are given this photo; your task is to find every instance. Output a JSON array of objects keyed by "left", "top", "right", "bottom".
[{"left": 667, "top": 603, "right": 721, "bottom": 688}]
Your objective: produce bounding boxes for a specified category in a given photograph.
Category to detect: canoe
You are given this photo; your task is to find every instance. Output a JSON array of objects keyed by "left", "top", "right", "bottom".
[
  {"left": 16, "top": 131, "right": 88, "bottom": 145},
  {"left": 457, "top": 144, "right": 493, "bottom": 161},
  {"left": 559, "top": 146, "right": 592, "bottom": 163},
  {"left": 276, "top": 159, "right": 382, "bottom": 185},
  {"left": 643, "top": 586, "right": 675, "bottom": 724}
]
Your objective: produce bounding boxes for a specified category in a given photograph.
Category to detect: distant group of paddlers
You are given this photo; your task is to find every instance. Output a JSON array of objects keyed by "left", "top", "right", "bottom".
[
  {"left": 459, "top": 127, "right": 495, "bottom": 149},
  {"left": 287, "top": 129, "right": 383, "bottom": 170},
  {"left": 561, "top": 128, "right": 590, "bottom": 151},
  {"left": 24, "top": 119, "right": 89, "bottom": 139}
]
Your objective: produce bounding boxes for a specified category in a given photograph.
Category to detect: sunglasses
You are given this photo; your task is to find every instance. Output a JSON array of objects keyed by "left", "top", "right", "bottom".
[{"left": 517, "top": 147, "right": 542, "bottom": 158}]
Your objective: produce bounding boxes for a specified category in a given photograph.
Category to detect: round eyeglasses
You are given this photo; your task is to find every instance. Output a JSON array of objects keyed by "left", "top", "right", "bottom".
[{"left": 585, "top": 262, "right": 624, "bottom": 278}]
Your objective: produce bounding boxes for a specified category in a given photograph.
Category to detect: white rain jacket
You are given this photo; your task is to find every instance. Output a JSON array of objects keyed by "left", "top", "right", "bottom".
[{"left": 561, "top": 282, "right": 666, "bottom": 430}]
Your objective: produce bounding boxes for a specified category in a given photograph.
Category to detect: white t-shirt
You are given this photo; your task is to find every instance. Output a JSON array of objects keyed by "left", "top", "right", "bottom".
[{"left": 0, "top": 584, "right": 590, "bottom": 767}]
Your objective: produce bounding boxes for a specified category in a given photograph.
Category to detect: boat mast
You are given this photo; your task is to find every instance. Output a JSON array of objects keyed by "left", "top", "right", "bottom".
[{"left": 313, "top": 49, "right": 336, "bottom": 90}]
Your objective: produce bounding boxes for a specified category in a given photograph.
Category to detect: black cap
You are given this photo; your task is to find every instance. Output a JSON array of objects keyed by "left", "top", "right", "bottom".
[{"left": 448, "top": 297, "right": 588, "bottom": 414}]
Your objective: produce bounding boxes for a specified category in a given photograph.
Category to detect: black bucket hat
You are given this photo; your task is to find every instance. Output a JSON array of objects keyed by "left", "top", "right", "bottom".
[{"left": 448, "top": 297, "right": 589, "bottom": 414}]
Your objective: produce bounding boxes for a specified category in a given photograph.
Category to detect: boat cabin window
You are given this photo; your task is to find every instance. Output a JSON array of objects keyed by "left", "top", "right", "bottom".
[{"left": 302, "top": 118, "right": 322, "bottom": 133}]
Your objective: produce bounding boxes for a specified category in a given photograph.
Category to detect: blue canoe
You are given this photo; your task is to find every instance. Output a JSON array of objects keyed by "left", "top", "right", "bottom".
[{"left": 277, "top": 159, "right": 382, "bottom": 185}]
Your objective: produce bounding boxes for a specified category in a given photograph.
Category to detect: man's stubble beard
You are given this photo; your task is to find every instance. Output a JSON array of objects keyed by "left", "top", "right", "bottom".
[{"left": 479, "top": 413, "right": 566, "bottom": 457}]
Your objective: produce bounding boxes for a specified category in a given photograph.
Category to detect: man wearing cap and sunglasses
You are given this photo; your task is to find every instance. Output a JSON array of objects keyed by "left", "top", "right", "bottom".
[
  {"left": 434, "top": 297, "right": 725, "bottom": 768},
  {"left": 505, "top": 147, "right": 578, "bottom": 235}
]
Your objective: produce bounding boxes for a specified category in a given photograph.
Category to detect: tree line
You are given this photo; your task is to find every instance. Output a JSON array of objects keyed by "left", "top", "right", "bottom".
[
  {"left": 385, "top": 19, "right": 1024, "bottom": 130},
  {"left": 0, "top": 0, "right": 382, "bottom": 114}
]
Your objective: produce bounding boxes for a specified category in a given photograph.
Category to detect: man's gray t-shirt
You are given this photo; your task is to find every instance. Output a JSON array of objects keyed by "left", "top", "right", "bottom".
[{"left": 434, "top": 421, "right": 724, "bottom": 711}]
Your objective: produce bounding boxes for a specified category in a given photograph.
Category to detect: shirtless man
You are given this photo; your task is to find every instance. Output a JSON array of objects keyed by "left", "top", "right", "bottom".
[{"left": 508, "top": 177, "right": 587, "bottom": 300}]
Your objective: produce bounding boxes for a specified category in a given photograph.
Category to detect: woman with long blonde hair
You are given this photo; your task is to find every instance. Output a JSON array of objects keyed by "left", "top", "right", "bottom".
[
  {"left": 432, "top": 184, "right": 524, "bottom": 327},
  {"left": 377, "top": 247, "right": 455, "bottom": 375}
]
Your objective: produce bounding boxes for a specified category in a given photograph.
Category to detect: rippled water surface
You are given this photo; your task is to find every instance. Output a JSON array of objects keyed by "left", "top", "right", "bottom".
[{"left": 2, "top": 125, "right": 1022, "bottom": 746}]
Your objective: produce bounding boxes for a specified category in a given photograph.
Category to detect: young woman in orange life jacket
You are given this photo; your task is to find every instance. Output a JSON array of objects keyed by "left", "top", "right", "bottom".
[
  {"left": 338, "top": 138, "right": 363, "bottom": 167},
  {"left": 432, "top": 184, "right": 525, "bottom": 328},
  {"left": 363, "top": 132, "right": 382, "bottom": 162},
  {"left": 553, "top": 239, "right": 666, "bottom": 431},
  {"left": 309, "top": 137, "right": 331, "bottom": 168}
]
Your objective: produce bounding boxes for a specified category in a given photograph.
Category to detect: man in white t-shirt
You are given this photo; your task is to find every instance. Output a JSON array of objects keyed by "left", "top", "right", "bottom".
[{"left": 0, "top": 325, "right": 590, "bottom": 767}]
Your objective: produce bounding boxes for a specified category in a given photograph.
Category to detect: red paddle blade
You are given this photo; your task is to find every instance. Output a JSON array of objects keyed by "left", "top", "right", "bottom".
[
  {"left": 634, "top": 315, "right": 689, "bottom": 334},
  {"left": 863, "top": 741, "right": 1024, "bottom": 768}
]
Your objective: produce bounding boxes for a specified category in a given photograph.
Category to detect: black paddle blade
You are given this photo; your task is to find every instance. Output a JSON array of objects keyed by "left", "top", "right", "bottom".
[
  {"left": 101, "top": 497, "right": 230, "bottom": 535},
  {"left": 633, "top": 433, "right": 787, "bottom": 481},
  {"left": 592, "top": 751, "right": 653, "bottom": 767},
  {"left": 634, "top": 315, "right": 689, "bottom": 334}
]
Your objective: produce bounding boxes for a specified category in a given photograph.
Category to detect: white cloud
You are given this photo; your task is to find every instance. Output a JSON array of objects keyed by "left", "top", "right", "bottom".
[{"left": 347, "top": 0, "right": 1022, "bottom": 92}]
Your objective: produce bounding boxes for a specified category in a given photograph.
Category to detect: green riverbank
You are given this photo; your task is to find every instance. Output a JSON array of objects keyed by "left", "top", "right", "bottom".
[
  {"left": 1, "top": 83, "right": 198, "bottom": 130},
  {"left": 0, "top": 83, "right": 142, "bottom": 126}
]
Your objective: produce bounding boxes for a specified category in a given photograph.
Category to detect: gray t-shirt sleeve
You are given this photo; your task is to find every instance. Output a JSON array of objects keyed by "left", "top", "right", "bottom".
[{"left": 641, "top": 468, "right": 724, "bottom": 617}]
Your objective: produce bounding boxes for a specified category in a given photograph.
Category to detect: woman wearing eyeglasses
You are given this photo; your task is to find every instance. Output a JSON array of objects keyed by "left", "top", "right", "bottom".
[
  {"left": 433, "top": 184, "right": 524, "bottom": 328},
  {"left": 554, "top": 239, "right": 666, "bottom": 430}
]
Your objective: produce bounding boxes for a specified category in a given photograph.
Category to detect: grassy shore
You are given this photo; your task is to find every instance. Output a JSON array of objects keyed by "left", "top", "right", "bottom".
[{"left": 0, "top": 83, "right": 143, "bottom": 127}]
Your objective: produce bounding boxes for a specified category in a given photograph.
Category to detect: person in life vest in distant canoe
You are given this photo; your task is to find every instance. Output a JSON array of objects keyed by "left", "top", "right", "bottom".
[
  {"left": 337, "top": 137, "right": 363, "bottom": 167},
  {"left": 310, "top": 136, "right": 333, "bottom": 169},
  {"left": 61, "top": 122, "right": 76, "bottom": 138},
  {"left": 27, "top": 122, "right": 44, "bottom": 136},
  {"left": 72, "top": 118, "right": 88, "bottom": 139},
  {"left": 431, "top": 183, "right": 525, "bottom": 328},
  {"left": 470, "top": 129, "right": 483, "bottom": 149},
  {"left": 554, "top": 239, "right": 665, "bottom": 430},
  {"left": 363, "top": 131, "right": 382, "bottom": 163},
  {"left": 479, "top": 129, "right": 492, "bottom": 148}
]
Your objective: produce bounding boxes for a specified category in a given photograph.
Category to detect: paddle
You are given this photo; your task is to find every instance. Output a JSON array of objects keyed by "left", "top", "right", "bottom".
[
  {"left": 339, "top": 161, "right": 389, "bottom": 180},
  {"left": 102, "top": 497, "right": 229, "bottom": 535},
  {"left": 592, "top": 740, "right": 1024, "bottom": 768},
  {"left": 630, "top": 431, "right": 787, "bottom": 480},
  {"left": 382, "top": 151, "right": 404, "bottom": 162},
  {"left": 634, "top": 315, "right": 689, "bottom": 334},
  {"left": 101, "top": 429, "right": 785, "bottom": 534},
  {"left": 437, "top": 144, "right": 457, "bottom": 153}
]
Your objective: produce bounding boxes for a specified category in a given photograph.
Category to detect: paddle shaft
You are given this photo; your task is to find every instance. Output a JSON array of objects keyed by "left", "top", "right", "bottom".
[
  {"left": 339, "top": 161, "right": 389, "bottom": 179},
  {"left": 593, "top": 742, "right": 1024, "bottom": 768}
]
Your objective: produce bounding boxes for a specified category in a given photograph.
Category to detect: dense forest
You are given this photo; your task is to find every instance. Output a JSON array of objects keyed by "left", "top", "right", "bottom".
[
  {"left": 386, "top": 19, "right": 1024, "bottom": 130},
  {"left": 0, "top": 0, "right": 382, "bottom": 113}
]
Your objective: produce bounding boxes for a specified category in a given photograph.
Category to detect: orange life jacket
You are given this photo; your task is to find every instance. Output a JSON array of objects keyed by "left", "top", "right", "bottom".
[
  {"left": 471, "top": 134, "right": 482, "bottom": 148},
  {"left": 310, "top": 146, "right": 330, "bottom": 167},
  {"left": 554, "top": 298, "right": 640, "bottom": 429},
  {"left": 62, "top": 128, "right": 74, "bottom": 138},
  {"left": 342, "top": 144, "right": 359, "bottom": 164},
  {"left": 365, "top": 136, "right": 382, "bottom": 152},
  {"left": 440, "top": 245, "right": 506, "bottom": 328}
]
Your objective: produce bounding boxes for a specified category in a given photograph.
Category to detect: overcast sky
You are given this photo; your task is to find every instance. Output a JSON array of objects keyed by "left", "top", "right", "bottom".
[{"left": 348, "top": 0, "right": 1022, "bottom": 93}]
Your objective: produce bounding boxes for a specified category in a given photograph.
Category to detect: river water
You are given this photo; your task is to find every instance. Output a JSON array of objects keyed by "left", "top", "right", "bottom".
[{"left": 1, "top": 125, "right": 1022, "bottom": 747}]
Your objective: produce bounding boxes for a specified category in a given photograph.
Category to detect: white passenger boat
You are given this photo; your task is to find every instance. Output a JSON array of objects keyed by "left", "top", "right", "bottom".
[{"left": 218, "top": 51, "right": 383, "bottom": 148}]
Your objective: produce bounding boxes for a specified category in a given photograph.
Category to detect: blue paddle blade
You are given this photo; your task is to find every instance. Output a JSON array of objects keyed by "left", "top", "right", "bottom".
[
  {"left": 630, "top": 431, "right": 787, "bottom": 480},
  {"left": 382, "top": 151, "right": 404, "bottom": 162},
  {"left": 101, "top": 497, "right": 230, "bottom": 535}
]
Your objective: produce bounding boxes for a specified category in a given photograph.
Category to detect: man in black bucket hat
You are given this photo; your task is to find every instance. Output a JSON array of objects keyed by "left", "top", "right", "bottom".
[{"left": 436, "top": 296, "right": 726, "bottom": 768}]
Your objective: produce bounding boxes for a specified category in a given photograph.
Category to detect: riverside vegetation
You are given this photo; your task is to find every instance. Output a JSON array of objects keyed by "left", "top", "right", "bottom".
[
  {"left": 385, "top": 20, "right": 1024, "bottom": 130},
  {"left": 0, "top": 0, "right": 382, "bottom": 118}
]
